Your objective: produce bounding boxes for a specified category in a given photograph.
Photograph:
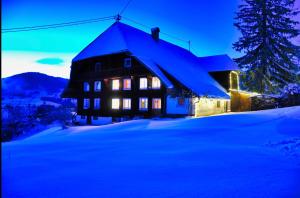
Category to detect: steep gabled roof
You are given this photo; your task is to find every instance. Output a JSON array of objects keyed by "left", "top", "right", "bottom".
[
  {"left": 73, "top": 22, "right": 230, "bottom": 99},
  {"left": 198, "top": 54, "right": 239, "bottom": 72}
]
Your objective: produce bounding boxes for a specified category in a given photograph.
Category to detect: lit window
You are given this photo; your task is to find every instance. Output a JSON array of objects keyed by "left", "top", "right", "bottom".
[
  {"left": 124, "top": 58, "right": 132, "bottom": 68},
  {"left": 94, "top": 81, "right": 101, "bottom": 92},
  {"left": 83, "top": 99, "right": 90, "bottom": 109},
  {"left": 112, "top": 98, "right": 120, "bottom": 109},
  {"left": 83, "top": 82, "right": 90, "bottom": 92},
  {"left": 217, "top": 100, "right": 220, "bottom": 108},
  {"left": 123, "top": 78, "right": 131, "bottom": 90},
  {"left": 152, "top": 98, "right": 161, "bottom": 109},
  {"left": 95, "top": 62, "right": 102, "bottom": 72},
  {"left": 94, "top": 98, "right": 100, "bottom": 109},
  {"left": 112, "top": 79, "right": 120, "bottom": 90},
  {"left": 139, "top": 97, "right": 148, "bottom": 110},
  {"left": 152, "top": 77, "right": 161, "bottom": 89},
  {"left": 140, "top": 77, "right": 147, "bottom": 90},
  {"left": 123, "top": 98, "right": 131, "bottom": 110}
]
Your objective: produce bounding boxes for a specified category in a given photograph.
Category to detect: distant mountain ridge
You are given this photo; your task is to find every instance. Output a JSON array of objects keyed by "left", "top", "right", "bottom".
[{"left": 2, "top": 72, "right": 68, "bottom": 99}]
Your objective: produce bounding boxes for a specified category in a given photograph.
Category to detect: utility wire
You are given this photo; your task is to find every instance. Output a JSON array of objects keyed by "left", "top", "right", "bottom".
[
  {"left": 119, "top": 0, "right": 133, "bottom": 15},
  {"left": 2, "top": 16, "right": 115, "bottom": 33}
]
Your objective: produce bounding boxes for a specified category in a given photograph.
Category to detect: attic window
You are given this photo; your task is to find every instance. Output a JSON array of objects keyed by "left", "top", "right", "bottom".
[
  {"left": 95, "top": 62, "right": 102, "bottom": 72},
  {"left": 124, "top": 58, "right": 132, "bottom": 68}
]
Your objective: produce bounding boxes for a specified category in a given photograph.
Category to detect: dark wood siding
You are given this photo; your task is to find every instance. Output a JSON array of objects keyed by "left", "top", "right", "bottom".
[{"left": 64, "top": 52, "right": 167, "bottom": 118}]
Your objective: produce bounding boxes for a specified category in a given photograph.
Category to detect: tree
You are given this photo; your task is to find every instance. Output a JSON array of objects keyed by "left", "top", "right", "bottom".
[{"left": 233, "top": 0, "right": 300, "bottom": 93}]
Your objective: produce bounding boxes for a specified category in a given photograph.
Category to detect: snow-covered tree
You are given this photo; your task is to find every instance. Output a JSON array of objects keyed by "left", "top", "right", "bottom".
[{"left": 233, "top": 0, "right": 300, "bottom": 93}]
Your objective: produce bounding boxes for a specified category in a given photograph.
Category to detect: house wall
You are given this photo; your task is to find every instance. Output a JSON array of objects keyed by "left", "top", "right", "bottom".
[
  {"left": 230, "top": 90, "right": 251, "bottom": 112},
  {"left": 194, "top": 98, "right": 229, "bottom": 117},
  {"left": 64, "top": 52, "right": 168, "bottom": 123},
  {"left": 166, "top": 96, "right": 193, "bottom": 116}
]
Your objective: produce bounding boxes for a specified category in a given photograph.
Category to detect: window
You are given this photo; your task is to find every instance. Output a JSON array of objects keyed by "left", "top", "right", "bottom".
[
  {"left": 177, "top": 97, "right": 185, "bottom": 106},
  {"left": 123, "top": 78, "right": 131, "bottom": 90},
  {"left": 124, "top": 58, "right": 132, "bottom": 68},
  {"left": 112, "top": 98, "right": 120, "bottom": 109},
  {"left": 139, "top": 77, "right": 147, "bottom": 90},
  {"left": 94, "top": 81, "right": 101, "bottom": 92},
  {"left": 83, "top": 99, "right": 90, "bottom": 109},
  {"left": 139, "top": 97, "right": 148, "bottom": 110},
  {"left": 83, "top": 82, "right": 90, "bottom": 92},
  {"left": 81, "top": 115, "right": 86, "bottom": 119},
  {"left": 95, "top": 62, "right": 102, "bottom": 72},
  {"left": 123, "top": 98, "right": 131, "bottom": 110},
  {"left": 152, "top": 77, "right": 161, "bottom": 89},
  {"left": 152, "top": 98, "right": 161, "bottom": 109},
  {"left": 217, "top": 100, "right": 220, "bottom": 108},
  {"left": 112, "top": 79, "right": 120, "bottom": 90},
  {"left": 94, "top": 98, "right": 100, "bottom": 109}
]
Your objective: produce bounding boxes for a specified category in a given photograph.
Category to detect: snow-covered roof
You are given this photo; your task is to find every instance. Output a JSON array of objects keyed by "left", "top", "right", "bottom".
[
  {"left": 73, "top": 22, "right": 230, "bottom": 99},
  {"left": 198, "top": 54, "right": 239, "bottom": 72}
]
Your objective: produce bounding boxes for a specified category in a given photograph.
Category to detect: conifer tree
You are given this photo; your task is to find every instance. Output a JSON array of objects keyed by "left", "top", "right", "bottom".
[{"left": 233, "top": 0, "right": 300, "bottom": 93}]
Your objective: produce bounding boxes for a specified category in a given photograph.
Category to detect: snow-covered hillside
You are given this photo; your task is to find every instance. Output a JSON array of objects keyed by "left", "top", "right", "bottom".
[{"left": 2, "top": 107, "right": 300, "bottom": 198}]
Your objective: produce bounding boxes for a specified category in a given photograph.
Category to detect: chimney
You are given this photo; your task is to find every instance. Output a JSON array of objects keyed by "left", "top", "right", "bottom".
[{"left": 151, "top": 27, "right": 160, "bottom": 41}]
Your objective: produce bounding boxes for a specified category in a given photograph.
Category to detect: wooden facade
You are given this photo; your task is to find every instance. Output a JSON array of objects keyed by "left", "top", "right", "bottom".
[{"left": 63, "top": 52, "right": 171, "bottom": 123}]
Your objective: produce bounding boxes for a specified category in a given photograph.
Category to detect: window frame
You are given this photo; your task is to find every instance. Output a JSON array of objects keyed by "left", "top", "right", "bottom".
[
  {"left": 152, "top": 98, "right": 162, "bottom": 109},
  {"left": 123, "top": 78, "right": 131, "bottom": 90},
  {"left": 139, "top": 97, "right": 148, "bottom": 111},
  {"left": 94, "top": 98, "right": 101, "bottom": 110},
  {"left": 152, "top": 77, "right": 161, "bottom": 89},
  {"left": 139, "top": 77, "right": 148, "bottom": 90},
  {"left": 83, "top": 82, "right": 90, "bottom": 92},
  {"left": 112, "top": 98, "right": 120, "bottom": 110},
  {"left": 112, "top": 79, "right": 120, "bottom": 91},
  {"left": 94, "top": 81, "right": 101, "bottom": 92},
  {"left": 124, "top": 58, "right": 132, "bottom": 68},
  {"left": 95, "top": 62, "right": 102, "bottom": 72},
  {"left": 123, "top": 98, "right": 131, "bottom": 110},
  {"left": 83, "top": 98, "right": 90, "bottom": 109}
]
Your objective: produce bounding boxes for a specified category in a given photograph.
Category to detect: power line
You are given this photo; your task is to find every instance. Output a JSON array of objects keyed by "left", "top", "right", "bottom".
[
  {"left": 2, "top": 16, "right": 115, "bottom": 33},
  {"left": 119, "top": 0, "right": 133, "bottom": 15}
]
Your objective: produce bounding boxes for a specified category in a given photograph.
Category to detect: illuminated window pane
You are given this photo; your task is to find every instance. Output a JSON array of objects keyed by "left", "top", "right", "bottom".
[
  {"left": 94, "top": 98, "right": 100, "bottom": 109},
  {"left": 83, "top": 82, "right": 90, "bottom": 92},
  {"left": 112, "top": 79, "right": 120, "bottom": 90},
  {"left": 123, "top": 79, "right": 131, "bottom": 90},
  {"left": 140, "top": 78, "right": 147, "bottom": 90},
  {"left": 123, "top": 98, "right": 131, "bottom": 110},
  {"left": 139, "top": 97, "right": 148, "bottom": 110},
  {"left": 94, "top": 81, "right": 101, "bottom": 92},
  {"left": 112, "top": 98, "right": 120, "bottom": 109},
  {"left": 152, "top": 77, "right": 161, "bottom": 89},
  {"left": 152, "top": 98, "right": 161, "bottom": 109},
  {"left": 83, "top": 98, "right": 90, "bottom": 109}
]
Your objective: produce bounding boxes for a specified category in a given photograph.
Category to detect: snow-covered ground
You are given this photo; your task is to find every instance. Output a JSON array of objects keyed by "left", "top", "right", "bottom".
[{"left": 2, "top": 107, "right": 300, "bottom": 198}]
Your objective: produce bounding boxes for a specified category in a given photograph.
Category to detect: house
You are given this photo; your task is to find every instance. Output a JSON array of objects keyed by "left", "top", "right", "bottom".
[{"left": 62, "top": 21, "right": 243, "bottom": 124}]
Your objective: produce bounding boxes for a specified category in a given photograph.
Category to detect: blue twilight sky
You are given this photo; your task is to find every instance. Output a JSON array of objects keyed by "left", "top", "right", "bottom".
[{"left": 2, "top": 0, "right": 300, "bottom": 78}]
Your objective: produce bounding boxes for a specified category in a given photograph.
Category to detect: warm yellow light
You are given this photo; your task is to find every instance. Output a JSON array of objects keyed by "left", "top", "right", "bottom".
[
  {"left": 112, "top": 79, "right": 120, "bottom": 90},
  {"left": 112, "top": 98, "right": 120, "bottom": 109}
]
